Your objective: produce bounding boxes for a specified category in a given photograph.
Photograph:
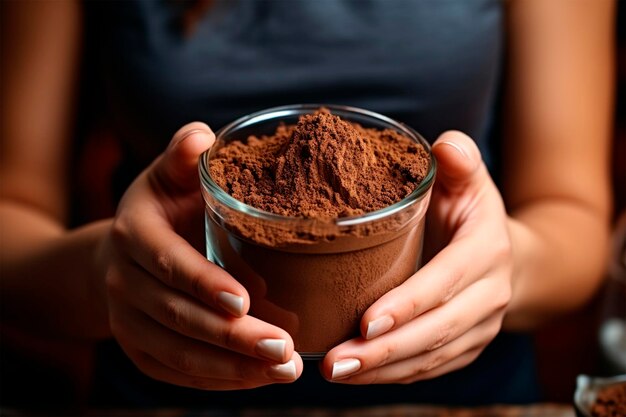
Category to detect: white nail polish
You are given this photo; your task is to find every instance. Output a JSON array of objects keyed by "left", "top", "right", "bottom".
[
  {"left": 217, "top": 291, "right": 244, "bottom": 316},
  {"left": 441, "top": 140, "right": 470, "bottom": 160},
  {"left": 269, "top": 360, "right": 296, "bottom": 380},
  {"left": 256, "top": 339, "right": 287, "bottom": 362},
  {"left": 332, "top": 358, "right": 361, "bottom": 379},
  {"left": 366, "top": 315, "right": 394, "bottom": 340}
]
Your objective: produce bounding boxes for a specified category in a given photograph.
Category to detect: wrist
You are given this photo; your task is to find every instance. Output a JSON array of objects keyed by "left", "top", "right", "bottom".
[
  {"left": 502, "top": 202, "right": 610, "bottom": 331},
  {"left": 502, "top": 216, "right": 545, "bottom": 330},
  {"left": 1, "top": 212, "right": 114, "bottom": 340}
]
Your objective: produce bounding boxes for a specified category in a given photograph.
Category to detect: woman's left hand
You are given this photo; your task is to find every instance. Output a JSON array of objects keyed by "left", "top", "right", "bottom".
[{"left": 322, "top": 130, "right": 514, "bottom": 383}]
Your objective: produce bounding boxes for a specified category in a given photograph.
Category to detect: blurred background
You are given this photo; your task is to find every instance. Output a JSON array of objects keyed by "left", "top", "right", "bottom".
[
  {"left": 0, "top": 0, "right": 625, "bottom": 409},
  {"left": 532, "top": 0, "right": 626, "bottom": 401}
]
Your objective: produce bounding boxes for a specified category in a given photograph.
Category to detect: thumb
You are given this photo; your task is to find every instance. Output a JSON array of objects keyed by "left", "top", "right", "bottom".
[
  {"left": 431, "top": 130, "right": 484, "bottom": 193},
  {"left": 151, "top": 122, "right": 216, "bottom": 195}
]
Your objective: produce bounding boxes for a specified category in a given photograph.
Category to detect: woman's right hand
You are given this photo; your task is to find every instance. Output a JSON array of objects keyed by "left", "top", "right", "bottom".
[{"left": 97, "top": 123, "right": 303, "bottom": 390}]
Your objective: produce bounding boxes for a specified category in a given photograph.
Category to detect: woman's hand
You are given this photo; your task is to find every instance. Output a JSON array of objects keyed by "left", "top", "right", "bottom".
[
  {"left": 322, "top": 131, "right": 513, "bottom": 383},
  {"left": 98, "top": 123, "right": 303, "bottom": 390}
]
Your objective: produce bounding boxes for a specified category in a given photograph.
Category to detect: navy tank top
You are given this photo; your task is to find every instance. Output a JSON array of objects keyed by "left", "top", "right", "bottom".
[{"left": 84, "top": 0, "right": 540, "bottom": 406}]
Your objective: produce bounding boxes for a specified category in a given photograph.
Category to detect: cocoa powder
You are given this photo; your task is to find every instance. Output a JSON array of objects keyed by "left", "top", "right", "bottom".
[
  {"left": 209, "top": 108, "right": 429, "bottom": 219},
  {"left": 203, "top": 107, "right": 433, "bottom": 354},
  {"left": 591, "top": 383, "right": 626, "bottom": 417}
]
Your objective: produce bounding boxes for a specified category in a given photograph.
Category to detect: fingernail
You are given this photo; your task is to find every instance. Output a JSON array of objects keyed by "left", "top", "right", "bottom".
[
  {"left": 268, "top": 360, "right": 296, "bottom": 380},
  {"left": 331, "top": 358, "right": 361, "bottom": 380},
  {"left": 256, "top": 339, "right": 287, "bottom": 362},
  {"left": 441, "top": 140, "right": 470, "bottom": 160},
  {"left": 217, "top": 291, "right": 244, "bottom": 316},
  {"left": 169, "top": 128, "right": 206, "bottom": 150},
  {"left": 366, "top": 315, "right": 394, "bottom": 340}
]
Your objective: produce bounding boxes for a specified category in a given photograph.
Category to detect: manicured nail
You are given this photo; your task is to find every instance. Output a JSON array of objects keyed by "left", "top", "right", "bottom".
[
  {"left": 366, "top": 315, "right": 394, "bottom": 340},
  {"left": 256, "top": 339, "right": 287, "bottom": 362},
  {"left": 170, "top": 128, "right": 206, "bottom": 150},
  {"left": 217, "top": 291, "right": 244, "bottom": 316},
  {"left": 331, "top": 358, "right": 361, "bottom": 380},
  {"left": 441, "top": 140, "right": 470, "bottom": 160},
  {"left": 268, "top": 360, "right": 296, "bottom": 380}
]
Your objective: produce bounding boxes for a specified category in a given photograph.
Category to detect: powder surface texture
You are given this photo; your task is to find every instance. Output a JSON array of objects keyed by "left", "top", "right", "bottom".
[
  {"left": 209, "top": 108, "right": 429, "bottom": 219},
  {"left": 591, "top": 383, "right": 626, "bottom": 417}
]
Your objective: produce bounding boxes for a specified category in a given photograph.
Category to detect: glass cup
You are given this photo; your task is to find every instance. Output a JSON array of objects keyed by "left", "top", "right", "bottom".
[
  {"left": 598, "top": 212, "right": 626, "bottom": 374},
  {"left": 199, "top": 104, "right": 436, "bottom": 358}
]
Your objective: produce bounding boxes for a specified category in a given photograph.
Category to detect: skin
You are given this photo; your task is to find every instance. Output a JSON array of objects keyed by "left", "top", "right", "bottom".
[
  {"left": 0, "top": 0, "right": 614, "bottom": 390},
  {"left": 323, "top": 0, "right": 615, "bottom": 383}
]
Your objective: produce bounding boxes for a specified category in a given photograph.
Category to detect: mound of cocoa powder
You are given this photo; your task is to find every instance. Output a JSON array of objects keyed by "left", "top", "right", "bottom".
[
  {"left": 590, "top": 383, "right": 626, "bottom": 417},
  {"left": 209, "top": 108, "right": 429, "bottom": 219}
]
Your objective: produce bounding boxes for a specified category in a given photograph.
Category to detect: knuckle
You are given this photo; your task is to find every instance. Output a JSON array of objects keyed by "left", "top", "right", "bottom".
[
  {"left": 403, "top": 351, "right": 449, "bottom": 383},
  {"left": 375, "top": 342, "right": 395, "bottom": 367},
  {"left": 163, "top": 297, "right": 185, "bottom": 330},
  {"left": 110, "top": 218, "right": 131, "bottom": 248},
  {"left": 409, "top": 297, "right": 422, "bottom": 318},
  {"left": 188, "top": 271, "right": 204, "bottom": 299},
  {"left": 104, "top": 269, "right": 123, "bottom": 298},
  {"left": 153, "top": 249, "right": 175, "bottom": 285},
  {"left": 414, "top": 352, "right": 442, "bottom": 375},
  {"left": 421, "top": 354, "right": 441, "bottom": 373},
  {"left": 441, "top": 271, "right": 461, "bottom": 304},
  {"left": 426, "top": 321, "right": 456, "bottom": 351}
]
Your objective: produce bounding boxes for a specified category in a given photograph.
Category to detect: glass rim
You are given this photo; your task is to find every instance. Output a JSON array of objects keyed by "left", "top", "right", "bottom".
[{"left": 199, "top": 104, "right": 437, "bottom": 226}]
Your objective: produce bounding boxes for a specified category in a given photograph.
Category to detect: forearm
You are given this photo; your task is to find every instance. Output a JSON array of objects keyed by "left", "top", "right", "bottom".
[
  {"left": 503, "top": 200, "right": 611, "bottom": 331},
  {"left": 500, "top": 0, "right": 614, "bottom": 331},
  {"left": 0, "top": 201, "right": 112, "bottom": 340}
]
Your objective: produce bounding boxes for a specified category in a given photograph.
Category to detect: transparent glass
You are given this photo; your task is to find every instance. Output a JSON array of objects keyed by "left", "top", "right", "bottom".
[
  {"left": 598, "top": 213, "right": 626, "bottom": 374},
  {"left": 199, "top": 104, "right": 436, "bottom": 358}
]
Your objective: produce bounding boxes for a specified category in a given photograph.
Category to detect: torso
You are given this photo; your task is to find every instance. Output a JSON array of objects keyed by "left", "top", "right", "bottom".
[
  {"left": 86, "top": 0, "right": 503, "bottom": 187},
  {"left": 84, "top": 0, "right": 540, "bottom": 406}
]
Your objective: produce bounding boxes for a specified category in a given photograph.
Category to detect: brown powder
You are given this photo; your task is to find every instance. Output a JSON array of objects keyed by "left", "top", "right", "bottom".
[
  {"left": 209, "top": 108, "right": 429, "bottom": 219},
  {"left": 591, "top": 383, "right": 626, "bottom": 417},
  {"left": 206, "top": 221, "right": 424, "bottom": 353},
  {"left": 203, "top": 107, "right": 433, "bottom": 353}
]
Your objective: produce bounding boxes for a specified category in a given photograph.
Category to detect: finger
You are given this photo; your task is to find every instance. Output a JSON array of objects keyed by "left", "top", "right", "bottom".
[
  {"left": 124, "top": 350, "right": 299, "bottom": 391},
  {"left": 395, "top": 348, "right": 483, "bottom": 384},
  {"left": 151, "top": 122, "right": 216, "bottom": 196},
  {"left": 361, "top": 228, "right": 511, "bottom": 340},
  {"left": 362, "top": 135, "right": 510, "bottom": 340},
  {"left": 110, "top": 302, "right": 302, "bottom": 382},
  {"left": 330, "top": 316, "right": 499, "bottom": 384},
  {"left": 111, "top": 123, "right": 246, "bottom": 317},
  {"left": 114, "top": 258, "right": 294, "bottom": 363},
  {"left": 111, "top": 208, "right": 249, "bottom": 317},
  {"left": 324, "top": 277, "right": 508, "bottom": 379},
  {"left": 349, "top": 348, "right": 484, "bottom": 385},
  {"left": 431, "top": 130, "right": 483, "bottom": 194}
]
